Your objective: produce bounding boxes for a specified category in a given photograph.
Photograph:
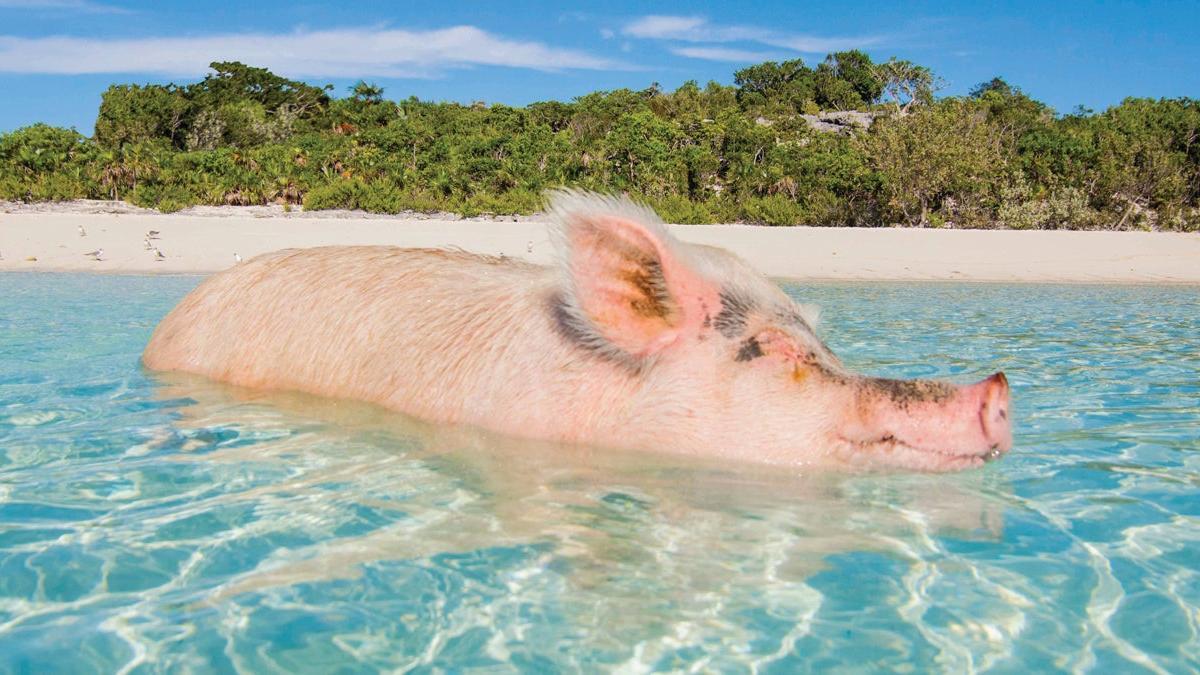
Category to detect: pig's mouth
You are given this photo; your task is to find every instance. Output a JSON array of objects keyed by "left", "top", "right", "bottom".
[{"left": 836, "top": 433, "right": 1006, "bottom": 472}]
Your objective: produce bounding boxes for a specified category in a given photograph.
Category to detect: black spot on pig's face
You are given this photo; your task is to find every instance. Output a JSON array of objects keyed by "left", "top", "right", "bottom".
[{"left": 713, "top": 290, "right": 754, "bottom": 338}]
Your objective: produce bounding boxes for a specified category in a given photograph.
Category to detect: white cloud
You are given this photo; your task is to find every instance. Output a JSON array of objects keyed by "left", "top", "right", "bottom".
[
  {"left": 0, "top": 25, "right": 625, "bottom": 78},
  {"left": 624, "top": 15, "right": 707, "bottom": 39},
  {"left": 0, "top": 0, "right": 129, "bottom": 13},
  {"left": 623, "top": 14, "right": 881, "bottom": 55},
  {"left": 670, "top": 46, "right": 783, "bottom": 63}
]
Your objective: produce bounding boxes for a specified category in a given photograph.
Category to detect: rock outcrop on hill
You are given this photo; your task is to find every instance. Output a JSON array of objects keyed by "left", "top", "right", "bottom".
[
  {"left": 799, "top": 111, "right": 878, "bottom": 134},
  {"left": 754, "top": 110, "right": 879, "bottom": 134}
]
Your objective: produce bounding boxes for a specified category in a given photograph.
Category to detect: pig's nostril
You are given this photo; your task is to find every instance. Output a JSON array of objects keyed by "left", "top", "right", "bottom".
[
  {"left": 979, "top": 372, "right": 1013, "bottom": 452},
  {"left": 993, "top": 397, "right": 1008, "bottom": 423}
]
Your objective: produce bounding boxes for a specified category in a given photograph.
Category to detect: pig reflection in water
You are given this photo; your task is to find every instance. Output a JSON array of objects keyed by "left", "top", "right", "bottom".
[
  {"left": 143, "top": 190, "right": 1011, "bottom": 471},
  {"left": 147, "top": 377, "right": 1006, "bottom": 605}
]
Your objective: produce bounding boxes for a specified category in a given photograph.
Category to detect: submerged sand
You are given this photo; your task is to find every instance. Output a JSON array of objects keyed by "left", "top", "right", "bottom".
[{"left": 1, "top": 201, "right": 1197, "bottom": 283}]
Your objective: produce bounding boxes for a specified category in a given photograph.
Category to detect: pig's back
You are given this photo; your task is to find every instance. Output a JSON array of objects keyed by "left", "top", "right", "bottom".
[{"left": 142, "top": 246, "right": 552, "bottom": 408}]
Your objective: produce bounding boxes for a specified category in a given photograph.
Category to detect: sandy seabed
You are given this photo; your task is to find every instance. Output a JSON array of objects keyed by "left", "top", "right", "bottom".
[{"left": 1, "top": 200, "right": 1197, "bottom": 283}]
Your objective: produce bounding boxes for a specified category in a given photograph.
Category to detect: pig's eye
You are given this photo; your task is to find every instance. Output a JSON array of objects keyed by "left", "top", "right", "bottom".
[
  {"left": 733, "top": 336, "right": 765, "bottom": 362},
  {"left": 733, "top": 329, "right": 804, "bottom": 364}
]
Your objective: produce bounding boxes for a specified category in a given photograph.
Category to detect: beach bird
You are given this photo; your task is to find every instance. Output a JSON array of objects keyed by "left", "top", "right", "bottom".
[
  {"left": 146, "top": 230, "right": 160, "bottom": 239},
  {"left": 84, "top": 248, "right": 103, "bottom": 261},
  {"left": 234, "top": 253, "right": 243, "bottom": 264},
  {"left": 154, "top": 248, "right": 166, "bottom": 261},
  {"left": 78, "top": 224, "right": 87, "bottom": 237},
  {"left": 144, "top": 238, "right": 154, "bottom": 250},
  {"left": 526, "top": 241, "right": 533, "bottom": 253}
]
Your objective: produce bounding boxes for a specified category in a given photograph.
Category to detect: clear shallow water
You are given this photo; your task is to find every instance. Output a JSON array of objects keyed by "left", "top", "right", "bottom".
[{"left": 0, "top": 272, "right": 1197, "bottom": 673}]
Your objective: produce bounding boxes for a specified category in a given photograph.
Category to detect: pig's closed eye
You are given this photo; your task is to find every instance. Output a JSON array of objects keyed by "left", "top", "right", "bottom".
[
  {"left": 734, "top": 329, "right": 805, "bottom": 364},
  {"left": 734, "top": 336, "right": 764, "bottom": 362}
]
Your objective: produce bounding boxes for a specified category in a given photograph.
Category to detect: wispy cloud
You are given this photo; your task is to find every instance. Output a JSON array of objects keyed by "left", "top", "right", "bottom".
[
  {"left": 670, "top": 46, "right": 783, "bottom": 63},
  {"left": 0, "top": 0, "right": 130, "bottom": 13},
  {"left": 0, "top": 26, "right": 625, "bottom": 78},
  {"left": 624, "top": 14, "right": 881, "bottom": 55},
  {"left": 624, "top": 16, "right": 706, "bottom": 40}
]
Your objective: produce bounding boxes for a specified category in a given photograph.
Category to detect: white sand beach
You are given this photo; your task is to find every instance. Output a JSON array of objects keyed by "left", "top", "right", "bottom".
[{"left": 1, "top": 202, "right": 1197, "bottom": 283}]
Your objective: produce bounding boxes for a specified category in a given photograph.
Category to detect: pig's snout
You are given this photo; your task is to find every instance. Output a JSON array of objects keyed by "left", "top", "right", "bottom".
[
  {"left": 845, "top": 370, "right": 1014, "bottom": 470},
  {"left": 977, "top": 372, "right": 1012, "bottom": 456}
]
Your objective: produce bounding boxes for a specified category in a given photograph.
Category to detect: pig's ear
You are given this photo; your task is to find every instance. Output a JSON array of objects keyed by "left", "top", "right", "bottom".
[{"left": 548, "top": 190, "right": 719, "bottom": 360}]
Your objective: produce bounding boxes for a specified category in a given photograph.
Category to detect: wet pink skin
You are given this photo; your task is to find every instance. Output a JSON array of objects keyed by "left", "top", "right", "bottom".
[
  {"left": 143, "top": 191, "right": 1013, "bottom": 472},
  {"left": 837, "top": 372, "right": 1012, "bottom": 471}
]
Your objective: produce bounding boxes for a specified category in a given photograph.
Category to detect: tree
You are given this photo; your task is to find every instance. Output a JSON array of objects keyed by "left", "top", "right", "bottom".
[
  {"left": 874, "top": 58, "right": 938, "bottom": 113},
  {"left": 733, "top": 59, "right": 814, "bottom": 111},
  {"left": 823, "top": 50, "right": 883, "bottom": 104},
  {"left": 527, "top": 100, "right": 574, "bottom": 132},
  {"left": 1091, "top": 97, "right": 1200, "bottom": 226},
  {"left": 969, "top": 77, "right": 1053, "bottom": 147},
  {"left": 350, "top": 81, "right": 385, "bottom": 103},
  {"left": 813, "top": 67, "right": 865, "bottom": 111},
  {"left": 970, "top": 77, "right": 1016, "bottom": 99},
  {"left": 737, "top": 54, "right": 884, "bottom": 113},
  {"left": 189, "top": 61, "right": 331, "bottom": 117},
  {"left": 859, "top": 99, "right": 1007, "bottom": 225},
  {"left": 94, "top": 84, "right": 190, "bottom": 148},
  {"left": 603, "top": 108, "right": 685, "bottom": 196}
]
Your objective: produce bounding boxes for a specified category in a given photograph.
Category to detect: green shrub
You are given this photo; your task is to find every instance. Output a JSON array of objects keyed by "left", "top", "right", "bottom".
[
  {"left": 997, "top": 174, "right": 1045, "bottom": 229},
  {"left": 302, "top": 179, "right": 418, "bottom": 213},
  {"left": 302, "top": 179, "right": 370, "bottom": 211},
  {"left": 0, "top": 124, "right": 93, "bottom": 174},
  {"left": 128, "top": 183, "right": 199, "bottom": 212},
  {"left": 644, "top": 194, "right": 716, "bottom": 224},
  {"left": 740, "top": 195, "right": 806, "bottom": 225},
  {"left": 460, "top": 189, "right": 543, "bottom": 216},
  {"left": 798, "top": 188, "right": 847, "bottom": 225},
  {"left": 1, "top": 60, "right": 1197, "bottom": 229}
]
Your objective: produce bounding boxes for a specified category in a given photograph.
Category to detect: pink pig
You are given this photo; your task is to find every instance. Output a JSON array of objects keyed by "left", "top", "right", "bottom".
[{"left": 143, "top": 190, "right": 1011, "bottom": 471}]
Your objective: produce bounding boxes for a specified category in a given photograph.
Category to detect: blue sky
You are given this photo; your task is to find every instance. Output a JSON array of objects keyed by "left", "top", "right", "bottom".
[{"left": 1, "top": 0, "right": 1197, "bottom": 133}]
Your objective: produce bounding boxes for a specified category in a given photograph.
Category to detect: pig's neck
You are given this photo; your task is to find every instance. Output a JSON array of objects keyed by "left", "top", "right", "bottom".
[{"left": 382, "top": 272, "right": 683, "bottom": 450}]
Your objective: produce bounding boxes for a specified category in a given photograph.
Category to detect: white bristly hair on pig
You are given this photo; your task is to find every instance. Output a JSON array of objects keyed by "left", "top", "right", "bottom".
[{"left": 544, "top": 189, "right": 822, "bottom": 367}]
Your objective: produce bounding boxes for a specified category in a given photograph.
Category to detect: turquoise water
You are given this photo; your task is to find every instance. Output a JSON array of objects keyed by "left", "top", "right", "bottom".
[{"left": 1, "top": 272, "right": 1197, "bottom": 673}]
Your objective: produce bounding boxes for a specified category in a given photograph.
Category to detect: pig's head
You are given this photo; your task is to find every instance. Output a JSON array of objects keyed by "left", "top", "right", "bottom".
[{"left": 547, "top": 190, "right": 1012, "bottom": 472}]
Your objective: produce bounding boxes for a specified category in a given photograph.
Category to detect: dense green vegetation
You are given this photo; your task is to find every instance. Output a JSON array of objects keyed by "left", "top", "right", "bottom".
[{"left": 1, "top": 57, "right": 1197, "bottom": 229}]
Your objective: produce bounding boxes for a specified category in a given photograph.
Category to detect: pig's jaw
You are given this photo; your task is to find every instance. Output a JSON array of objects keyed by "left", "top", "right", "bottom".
[{"left": 833, "top": 434, "right": 1005, "bottom": 472}]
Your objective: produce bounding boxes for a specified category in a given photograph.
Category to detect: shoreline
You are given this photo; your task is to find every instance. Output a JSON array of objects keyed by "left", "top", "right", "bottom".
[{"left": 2, "top": 202, "right": 1198, "bottom": 283}]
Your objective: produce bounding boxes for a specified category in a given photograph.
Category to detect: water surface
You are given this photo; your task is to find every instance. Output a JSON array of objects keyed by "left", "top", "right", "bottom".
[{"left": 0, "top": 273, "right": 1197, "bottom": 672}]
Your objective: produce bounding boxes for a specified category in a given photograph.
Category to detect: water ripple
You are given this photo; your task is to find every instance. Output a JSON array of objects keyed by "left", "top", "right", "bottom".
[{"left": 0, "top": 273, "right": 1197, "bottom": 672}]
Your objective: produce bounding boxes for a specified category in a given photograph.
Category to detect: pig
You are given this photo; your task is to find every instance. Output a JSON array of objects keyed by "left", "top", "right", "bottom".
[{"left": 142, "top": 190, "right": 1011, "bottom": 471}]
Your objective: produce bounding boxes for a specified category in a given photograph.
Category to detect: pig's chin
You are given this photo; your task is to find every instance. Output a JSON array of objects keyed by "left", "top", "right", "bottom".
[{"left": 835, "top": 435, "right": 1004, "bottom": 472}]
